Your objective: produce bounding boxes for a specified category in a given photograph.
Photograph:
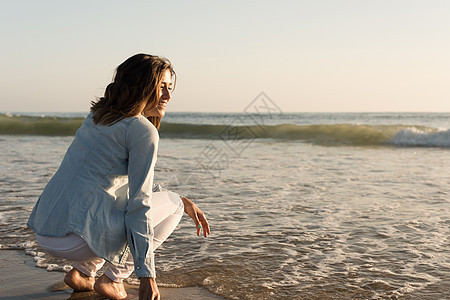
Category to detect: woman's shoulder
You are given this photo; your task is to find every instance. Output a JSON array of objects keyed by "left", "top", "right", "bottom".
[
  {"left": 85, "top": 113, "right": 158, "bottom": 143},
  {"left": 128, "top": 115, "right": 157, "bottom": 132},
  {"left": 125, "top": 115, "right": 159, "bottom": 145}
]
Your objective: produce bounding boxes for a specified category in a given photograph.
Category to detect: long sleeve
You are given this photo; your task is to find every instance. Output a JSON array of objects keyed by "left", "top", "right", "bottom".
[{"left": 125, "top": 119, "right": 159, "bottom": 278}]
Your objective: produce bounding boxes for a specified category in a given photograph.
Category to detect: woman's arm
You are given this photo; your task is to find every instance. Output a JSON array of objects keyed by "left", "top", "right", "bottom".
[
  {"left": 181, "top": 196, "right": 211, "bottom": 237},
  {"left": 125, "top": 119, "right": 159, "bottom": 277},
  {"left": 126, "top": 120, "right": 161, "bottom": 299}
]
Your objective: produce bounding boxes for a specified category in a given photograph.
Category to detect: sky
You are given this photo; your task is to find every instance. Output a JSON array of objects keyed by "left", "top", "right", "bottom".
[{"left": 1, "top": 0, "right": 449, "bottom": 113}]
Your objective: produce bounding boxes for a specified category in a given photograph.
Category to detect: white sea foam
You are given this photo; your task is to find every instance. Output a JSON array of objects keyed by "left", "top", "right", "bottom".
[
  {"left": 390, "top": 128, "right": 450, "bottom": 147},
  {"left": 1, "top": 241, "right": 37, "bottom": 250}
]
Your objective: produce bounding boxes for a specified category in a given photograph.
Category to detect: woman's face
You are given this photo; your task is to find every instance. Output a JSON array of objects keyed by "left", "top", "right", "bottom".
[{"left": 143, "top": 69, "right": 173, "bottom": 118}]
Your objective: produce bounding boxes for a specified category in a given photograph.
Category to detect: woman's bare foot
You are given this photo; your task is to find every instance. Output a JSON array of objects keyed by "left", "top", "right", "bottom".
[
  {"left": 64, "top": 268, "right": 95, "bottom": 291},
  {"left": 94, "top": 274, "right": 127, "bottom": 300}
]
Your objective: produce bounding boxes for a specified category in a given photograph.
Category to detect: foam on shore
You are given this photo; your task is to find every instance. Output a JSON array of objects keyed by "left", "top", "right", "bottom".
[{"left": 0, "top": 250, "right": 225, "bottom": 300}]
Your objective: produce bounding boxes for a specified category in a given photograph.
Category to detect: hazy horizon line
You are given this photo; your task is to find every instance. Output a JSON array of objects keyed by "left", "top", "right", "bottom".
[{"left": 1, "top": 110, "right": 449, "bottom": 115}]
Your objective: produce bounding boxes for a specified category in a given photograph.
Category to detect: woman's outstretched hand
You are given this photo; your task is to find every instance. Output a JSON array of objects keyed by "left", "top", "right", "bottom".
[
  {"left": 181, "top": 196, "right": 210, "bottom": 237},
  {"left": 139, "top": 277, "right": 160, "bottom": 300}
]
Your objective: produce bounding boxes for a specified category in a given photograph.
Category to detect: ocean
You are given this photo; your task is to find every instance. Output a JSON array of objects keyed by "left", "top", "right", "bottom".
[{"left": 0, "top": 111, "right": 449, "bottom": 299}]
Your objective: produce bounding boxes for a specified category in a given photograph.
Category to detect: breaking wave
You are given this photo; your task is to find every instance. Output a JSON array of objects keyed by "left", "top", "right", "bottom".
[
  {"left": 0, "top": 113, "right": 448, "bottom": 147},
  {"left": 390, "top": 127, "right": 450, "bottom": 147},
  {"left": 160, "top": 122, "right": 449, "bottom": 147}
]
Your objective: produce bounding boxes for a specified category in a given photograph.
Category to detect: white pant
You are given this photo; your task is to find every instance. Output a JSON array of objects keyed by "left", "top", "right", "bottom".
[{"left": 36, "top": 191, "right": 184, "bottom": 282}]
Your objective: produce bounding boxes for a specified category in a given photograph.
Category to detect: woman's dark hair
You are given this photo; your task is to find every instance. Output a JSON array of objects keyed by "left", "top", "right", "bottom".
[{"left": 90, "top": 53, "right": 176, "bottom": 129}]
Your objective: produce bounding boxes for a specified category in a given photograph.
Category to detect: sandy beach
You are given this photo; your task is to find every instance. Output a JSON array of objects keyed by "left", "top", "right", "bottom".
[{"left": 0, "top": 250, "right": 224, "bottom": 300}]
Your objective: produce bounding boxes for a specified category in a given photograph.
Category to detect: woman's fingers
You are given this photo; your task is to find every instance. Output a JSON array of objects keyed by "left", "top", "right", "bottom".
[
  {"left": 198, "top": 212, "right": 210, "bottom": 237},
  {"left": 204, "top": 218, "right": 210, "bottom": 236},
  {"left": 195, "top": 215, "right": 201, "bottom": 236},
  {"left": 139, "top": 277, "right": 160, "bottom": 300}
]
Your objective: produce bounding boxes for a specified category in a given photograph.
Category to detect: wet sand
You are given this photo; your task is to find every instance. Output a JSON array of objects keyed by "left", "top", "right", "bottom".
[{"left": 0, "top": 250, "right": 224, "bottom": 299}]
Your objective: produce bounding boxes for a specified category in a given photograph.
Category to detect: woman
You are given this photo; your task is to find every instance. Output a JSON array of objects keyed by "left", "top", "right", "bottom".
[{"left": 27, "top": 54, "right": 210, "bottom": 300}]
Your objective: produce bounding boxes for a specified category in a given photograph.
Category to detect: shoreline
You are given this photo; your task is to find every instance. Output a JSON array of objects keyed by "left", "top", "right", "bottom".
[{"left": 0, "top": 250, "right": 224, "bottom": 300}]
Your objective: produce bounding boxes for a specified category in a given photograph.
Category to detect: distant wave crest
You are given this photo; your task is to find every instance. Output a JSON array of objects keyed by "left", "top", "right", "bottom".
[
  {"left": 161, "top": 122, "right": 449, "bottom": 147},
  {"left": 1, "top": 113, "right": 448, "bottom": 147},
  {"left": 0, "top": 113, "right": 84, "bottom": 136}
]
